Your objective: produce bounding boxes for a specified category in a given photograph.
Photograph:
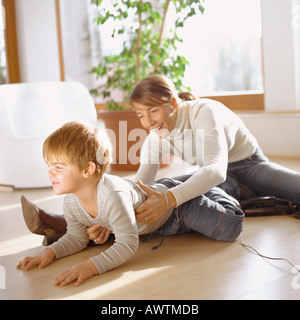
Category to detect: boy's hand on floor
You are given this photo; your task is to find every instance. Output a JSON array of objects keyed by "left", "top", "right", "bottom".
[
  {"left": 54, "top": 260, "right": 98, "bottom": 287},
  {"left": 17, "top": 248, "right": 55, "bottom": 271}
]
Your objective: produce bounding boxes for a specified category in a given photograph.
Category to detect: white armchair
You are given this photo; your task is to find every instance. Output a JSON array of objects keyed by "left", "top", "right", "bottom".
[{"left": 0, "top": 81, "right": 97, "bottom": 188}]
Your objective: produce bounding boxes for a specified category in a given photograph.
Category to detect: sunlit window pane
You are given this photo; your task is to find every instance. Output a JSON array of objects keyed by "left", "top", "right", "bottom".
[{"left": 177, "top": 0, "right": 263, "bottom": 96}]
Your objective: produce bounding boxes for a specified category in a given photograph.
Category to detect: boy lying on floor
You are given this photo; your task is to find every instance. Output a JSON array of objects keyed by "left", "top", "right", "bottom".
[{"left": 17, "top": 121, "right": 243, "bottom": 286}]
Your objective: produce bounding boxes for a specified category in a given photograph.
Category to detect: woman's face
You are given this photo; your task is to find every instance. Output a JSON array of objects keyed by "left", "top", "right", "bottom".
[{"left": 134, "top": 101, "right": 178, "bottom": 139}]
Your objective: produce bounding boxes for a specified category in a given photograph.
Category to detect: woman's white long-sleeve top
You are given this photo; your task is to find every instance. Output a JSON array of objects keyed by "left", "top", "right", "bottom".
[{"left": 134, "top": 98, "right": 258, "bottom": 206}]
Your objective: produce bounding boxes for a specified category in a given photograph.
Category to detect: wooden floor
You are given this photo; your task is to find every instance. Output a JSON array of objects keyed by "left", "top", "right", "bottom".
[{"left": 1, "top": 158, "right": 300, "bottom": 300}]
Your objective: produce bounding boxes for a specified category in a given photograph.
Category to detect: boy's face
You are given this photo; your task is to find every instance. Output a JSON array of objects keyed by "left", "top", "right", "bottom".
[{"left": 46, "top": 157, "right": 85, "bottom": 195}]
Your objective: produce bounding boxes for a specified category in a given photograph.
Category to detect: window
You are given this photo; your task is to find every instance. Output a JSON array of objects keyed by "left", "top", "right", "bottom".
[
  {"left": 58, "top": 0, "right": 101, "bottom": 91},
  {"left": 176, "top": 0, "right": 263, "bottom": 97},
  {"left": 57, "top": 0, "right": 264, "bottom": 110}
]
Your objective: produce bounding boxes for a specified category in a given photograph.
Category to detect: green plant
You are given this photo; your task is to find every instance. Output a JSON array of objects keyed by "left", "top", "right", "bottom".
[{"left": 90, "top": 0, "right": 205, "bottom": 110}]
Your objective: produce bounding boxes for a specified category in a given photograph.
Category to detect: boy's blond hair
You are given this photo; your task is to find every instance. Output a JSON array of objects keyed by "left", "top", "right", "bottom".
[{"left": 43, "top": 121, "right": 111, "bottom": 179}]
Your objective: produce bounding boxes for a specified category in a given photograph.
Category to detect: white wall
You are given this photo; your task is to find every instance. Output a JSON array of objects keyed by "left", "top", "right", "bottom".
[
  {"left": 239, "top": 113, "right": 300, "bottom": 157},
  {"left": 249, "top": 0, "right": 300, "bottom": 157},
  {"left": 15, "top": 0, "right": 61, "bottom": 82},
  {"left": 261, "top": 0, "right": 300, "bottom": 112}
]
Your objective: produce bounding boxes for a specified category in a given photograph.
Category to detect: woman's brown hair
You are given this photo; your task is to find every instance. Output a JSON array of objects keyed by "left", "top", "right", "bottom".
[{"left": 129, "top": 75, "right": 196, "bottom": 108}]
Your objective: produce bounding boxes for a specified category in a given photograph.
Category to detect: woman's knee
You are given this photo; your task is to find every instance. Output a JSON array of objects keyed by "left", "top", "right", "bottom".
[
  {"left": 211, "top": 212, "right": 244, "bottom": 242},
  {"left": 182, "top": 197, "right": 244, "bottom": 242}
]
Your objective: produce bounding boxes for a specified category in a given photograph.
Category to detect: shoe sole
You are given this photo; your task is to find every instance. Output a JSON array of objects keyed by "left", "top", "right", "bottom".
[{"left": 21, "top": 195, "right": 56, "bottom": 236}]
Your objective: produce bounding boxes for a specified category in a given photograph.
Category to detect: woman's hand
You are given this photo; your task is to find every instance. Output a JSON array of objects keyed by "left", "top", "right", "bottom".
[
  {"left": 54, "top": 260, "right": 98, "bottom": 287},
  {"left": 87, "top": 224, "right": 112, "bottom": 244},
  {"left": 135, "top": 180, "right": 176, "bottom": 224}
]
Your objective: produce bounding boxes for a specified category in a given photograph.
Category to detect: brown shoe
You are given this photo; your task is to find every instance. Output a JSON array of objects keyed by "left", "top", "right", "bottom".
[
  {"left": 21, "top": 195, "right": 67, "bottom": 236},
  {"left": 227, "top": 171, "right": 256, "bottom": 200}
]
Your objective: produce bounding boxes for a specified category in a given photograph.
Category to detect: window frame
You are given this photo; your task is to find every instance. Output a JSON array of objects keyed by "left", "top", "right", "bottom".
[
  {"left": 94, "top": 92, "right": 264, "bottom": 111},
  {"left": 55, "top": 0, "right": 65, "bottom": 81},
  {"left": 1, "top": 0, "right": 20, "bottom": 83}
]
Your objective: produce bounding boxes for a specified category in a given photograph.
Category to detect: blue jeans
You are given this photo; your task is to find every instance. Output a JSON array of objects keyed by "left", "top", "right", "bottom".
[
  {"left": 154, "top": 178, "right": 244, "bottom": 242},
  {"left": 154, "top": 147, "right": 300, "bottom": 243},
  {"left": 228, "top": 147, "right": 300, "bottom": 203}
]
